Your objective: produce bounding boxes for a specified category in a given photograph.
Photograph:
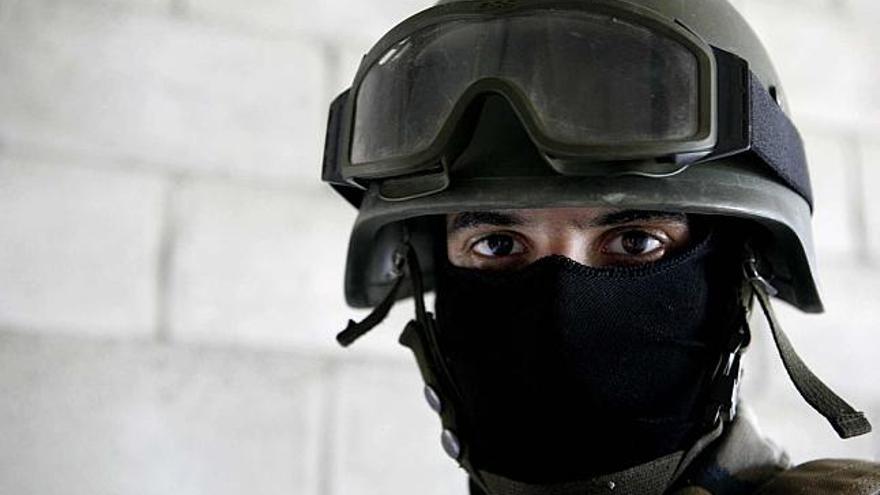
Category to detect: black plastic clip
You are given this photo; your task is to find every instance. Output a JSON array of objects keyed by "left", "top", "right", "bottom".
[{"left": 704, "top": 323, "right": 748, "bottom": 428}]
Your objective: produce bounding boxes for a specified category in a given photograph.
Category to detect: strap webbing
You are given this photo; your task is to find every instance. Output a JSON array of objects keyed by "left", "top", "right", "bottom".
[
  {"left": 748, "top": 73, "right": 814, "bottom": 209},
  {"left": 336, "top": 258, "right": 405, "bottom": 347},
  {"left": 751, "top": 281, "right": 872, "bottom": 439}
]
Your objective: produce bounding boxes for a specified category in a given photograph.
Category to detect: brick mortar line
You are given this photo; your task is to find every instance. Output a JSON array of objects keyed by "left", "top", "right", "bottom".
[
  {"left": 0, "top": 137, "right": 331, "bottom": 196},
  {"left": 155, "top": 175, "right": 184, "bottom": 343},
  {"left": 0, "top": 326, "right": 415, "bottom": 368}
]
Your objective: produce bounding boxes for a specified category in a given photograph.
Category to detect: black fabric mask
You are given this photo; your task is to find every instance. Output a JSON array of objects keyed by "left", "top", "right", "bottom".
[{"left": 433, "top": 233, "right": 741, "bottom": 484}]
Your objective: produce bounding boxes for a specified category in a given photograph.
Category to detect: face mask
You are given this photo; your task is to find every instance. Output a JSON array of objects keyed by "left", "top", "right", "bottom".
[{"left": 433, "top": 232, "right": 742, "bottom": 483}]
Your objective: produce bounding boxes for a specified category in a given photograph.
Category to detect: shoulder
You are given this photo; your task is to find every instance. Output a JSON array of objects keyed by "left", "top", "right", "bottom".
[{"left": 753, "top": 459, "right": 880, "bottom": 495}]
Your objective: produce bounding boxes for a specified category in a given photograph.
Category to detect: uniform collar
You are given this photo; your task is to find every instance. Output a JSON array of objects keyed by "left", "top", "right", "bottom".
[
  {"left": 469, "top": 405, "right": 789, "bottom": 495},
  {"left": 671, "top": 406, "right": 791, "bottom": 495}
]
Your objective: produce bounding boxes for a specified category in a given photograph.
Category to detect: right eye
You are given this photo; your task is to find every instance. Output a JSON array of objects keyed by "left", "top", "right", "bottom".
[{"left": 472, "top": 233, "right": 526, "bottom": 258}]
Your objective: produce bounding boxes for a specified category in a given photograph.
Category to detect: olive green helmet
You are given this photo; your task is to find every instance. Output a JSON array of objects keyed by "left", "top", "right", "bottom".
[{"left": 322, "top": 0, "right": 821, "bottom": 314}]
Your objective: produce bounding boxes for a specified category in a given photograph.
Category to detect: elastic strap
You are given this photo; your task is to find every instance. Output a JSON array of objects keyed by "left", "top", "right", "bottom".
[
  {"left": 336, "top": 247, "right": 407, "bottom": 347},
  {"left": 334, "top": 242, "right": 491, "bottom": 490},
  {"left": 406, "top": 244, "right": 430, "bottom": 324},
  {"left": 400, "top": 246, "right": 493, "bottom": 493},
  {"left": 748, "top": 270, "right": 872, "bottom": 438},
  {"left": 748, "top": 73, "right": 814, "bottom": 209}
]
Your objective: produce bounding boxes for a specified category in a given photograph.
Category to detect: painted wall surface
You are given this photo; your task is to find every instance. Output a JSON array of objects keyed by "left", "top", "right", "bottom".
[{"left": 0, "top": 0, "right": 878, "bottom": 493}]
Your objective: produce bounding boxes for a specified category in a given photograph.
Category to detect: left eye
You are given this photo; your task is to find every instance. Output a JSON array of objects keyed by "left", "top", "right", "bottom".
[
  {"left": 605, "top": 231, "right": 663, "bottom": 256},
  {"left": 472, "top": 234, "right": 525, "bottom": 258}
]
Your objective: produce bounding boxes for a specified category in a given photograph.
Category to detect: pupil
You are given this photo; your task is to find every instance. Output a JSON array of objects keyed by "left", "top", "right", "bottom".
[
  {"left": 487, "top": 235, "right": 514, "bottom": 256},
  {"left": 621, "top": 232, "right": 649, "bottom": 254}
]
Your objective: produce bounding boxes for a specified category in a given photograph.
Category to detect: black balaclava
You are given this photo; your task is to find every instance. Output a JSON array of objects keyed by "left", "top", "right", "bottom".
[
  {"left": 434, "top": 230, "right": 743, "bottom": 483},
  {"left": 424, "top": 96, "right": 745, "bottom": 484}
]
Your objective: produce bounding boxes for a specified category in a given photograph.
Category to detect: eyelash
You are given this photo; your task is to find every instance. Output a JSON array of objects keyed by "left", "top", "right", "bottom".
[
  {"left": 600, "top": 228, "right": 668, "bottom": 256},
  {"left": 470, "top": 231, "right": 528, "bottom": 258},
  {"left": 601, "top": 230, "right": 667, "bottom": 263},
  {"left": 468, "top": 228, "right": 669, "bottom": 259}
]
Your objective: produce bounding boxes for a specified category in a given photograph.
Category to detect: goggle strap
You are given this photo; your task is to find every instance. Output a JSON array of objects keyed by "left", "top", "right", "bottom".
[
  {"left": 322, "top": 89, "right": 351, "bottom": 187},
  {"left": 749, "top": 73, "right": 814, "bottom": 210}
]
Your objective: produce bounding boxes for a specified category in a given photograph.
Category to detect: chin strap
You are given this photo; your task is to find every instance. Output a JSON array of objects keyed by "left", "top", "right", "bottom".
[
  {"left": 334, "top": 242, "right": 494, "bottom": 492},
  {"left": 744, "top": 253, "right": 872, "bottom": 439},
  {"left": 701, "top": 255, "right": 756, "bottom": 433},
  {"left": 336, "top": 249, "right": 408, "bottom": 347},
  {"left": 394, "top": 244, "right": 494, "bottom": 493}
]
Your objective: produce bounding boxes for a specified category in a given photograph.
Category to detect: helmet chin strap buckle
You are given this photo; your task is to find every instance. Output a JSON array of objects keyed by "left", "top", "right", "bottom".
[
  {"left": 704, "top": 319, "right": 748, "bottom": 429},
  {"left": 719, "top": 344, "right": 745, "bottom": 424}
]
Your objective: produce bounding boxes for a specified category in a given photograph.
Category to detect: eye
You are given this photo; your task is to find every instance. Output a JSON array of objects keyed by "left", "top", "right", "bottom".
[
  {"left": 604, "top": 230, "right": 663, "bottom": 256},
  {"left": 472, "top": 233, "right": 525, "bottom": 258}
]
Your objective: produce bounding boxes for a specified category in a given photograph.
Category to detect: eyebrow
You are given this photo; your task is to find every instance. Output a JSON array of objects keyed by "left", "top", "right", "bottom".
[
  {"left": 592, "top": 210, "right": 686, "bottom": 227},
  {"left": 448, "top": 211, "right": 525, "bottom": 233},
  {"left": 447, "top": 209, "right": 686, "bottom": 234}
]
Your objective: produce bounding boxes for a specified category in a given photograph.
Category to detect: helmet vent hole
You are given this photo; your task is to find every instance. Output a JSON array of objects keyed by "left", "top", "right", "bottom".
[{"left": 769, "top": 86, "right": 781, "bottom": 106}]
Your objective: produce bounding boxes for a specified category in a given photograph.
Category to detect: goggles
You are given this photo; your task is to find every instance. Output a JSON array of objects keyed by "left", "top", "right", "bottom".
[{"left": 323, "top": 0, "right": 811, "bottom": 206}]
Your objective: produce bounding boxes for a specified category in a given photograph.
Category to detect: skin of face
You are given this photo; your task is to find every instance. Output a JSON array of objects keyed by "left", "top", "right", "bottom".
[{"left": 446, "top": 207, "right": 692, "bottom": 270}]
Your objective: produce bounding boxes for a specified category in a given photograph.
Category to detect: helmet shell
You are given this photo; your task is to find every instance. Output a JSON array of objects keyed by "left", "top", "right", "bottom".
[{"left": 338, "top": 0, "right": 821, "bottom": 313}]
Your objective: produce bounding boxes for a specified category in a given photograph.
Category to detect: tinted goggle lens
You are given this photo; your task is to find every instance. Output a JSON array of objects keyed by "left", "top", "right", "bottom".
[{"left": 350, "top": 9, "right": 710, "bottom": 167}]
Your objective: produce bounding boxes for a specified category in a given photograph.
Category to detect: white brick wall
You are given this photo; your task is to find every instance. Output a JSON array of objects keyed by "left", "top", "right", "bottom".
[
  {"left": 0, "top": 0, "right": 878, "bottom": 492},
  {"left": 741, "top": 0, "right": 880, "bottom": 132},
  {"left": 184, "top": 0, "right": 427, "bottom": 44},
  {"left": 0, "top": 0, "right": 326, "bottom": 182},
  {"left": 168, "top": 179, "right": 355, "bottom": 352},
  {"left": 0, "top": 158, "right": 165, "bottom": 336},
  {"left": 0, "top": 331, "right": 327, "bottom": 495},
  {"left": 799, "top": 128, "right": 860, "bottom": 260},
  {"left": 328, "top": 360, "right": 465, "bottom": 495}
]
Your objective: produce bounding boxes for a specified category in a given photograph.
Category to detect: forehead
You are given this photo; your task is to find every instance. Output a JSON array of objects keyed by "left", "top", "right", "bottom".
[{"left": 446, "top": 207, "right": 687, "bottom": 232}]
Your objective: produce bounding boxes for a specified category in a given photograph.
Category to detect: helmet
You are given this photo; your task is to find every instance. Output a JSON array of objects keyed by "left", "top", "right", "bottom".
[
  {"left": 324, "top": 0, "right": 821, "bottom": 314},
  {"left": 322, "top": 0, "right": 870, "bottom": 460}
]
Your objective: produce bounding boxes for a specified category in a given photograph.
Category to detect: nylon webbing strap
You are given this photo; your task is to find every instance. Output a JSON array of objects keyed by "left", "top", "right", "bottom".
[
  {"left": 477, "top": 452, "right": 683, "bottom": 495},
  {"left": 336, "top": 250, "right": 406, "bottom": 347},
  {"left": 397, "top": 245, "right": 494, "bottom": 494},
  {"left": 750, "top": 281, "right": 872, "bottom": 439},
  {"left": 748, "top": 73, "right": 814, "bottom": 209}
]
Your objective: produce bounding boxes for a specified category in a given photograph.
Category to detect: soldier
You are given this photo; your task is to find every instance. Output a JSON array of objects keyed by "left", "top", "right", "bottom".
[{"left": 322, "top": 0, "right": 878, "bottom": 493}]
